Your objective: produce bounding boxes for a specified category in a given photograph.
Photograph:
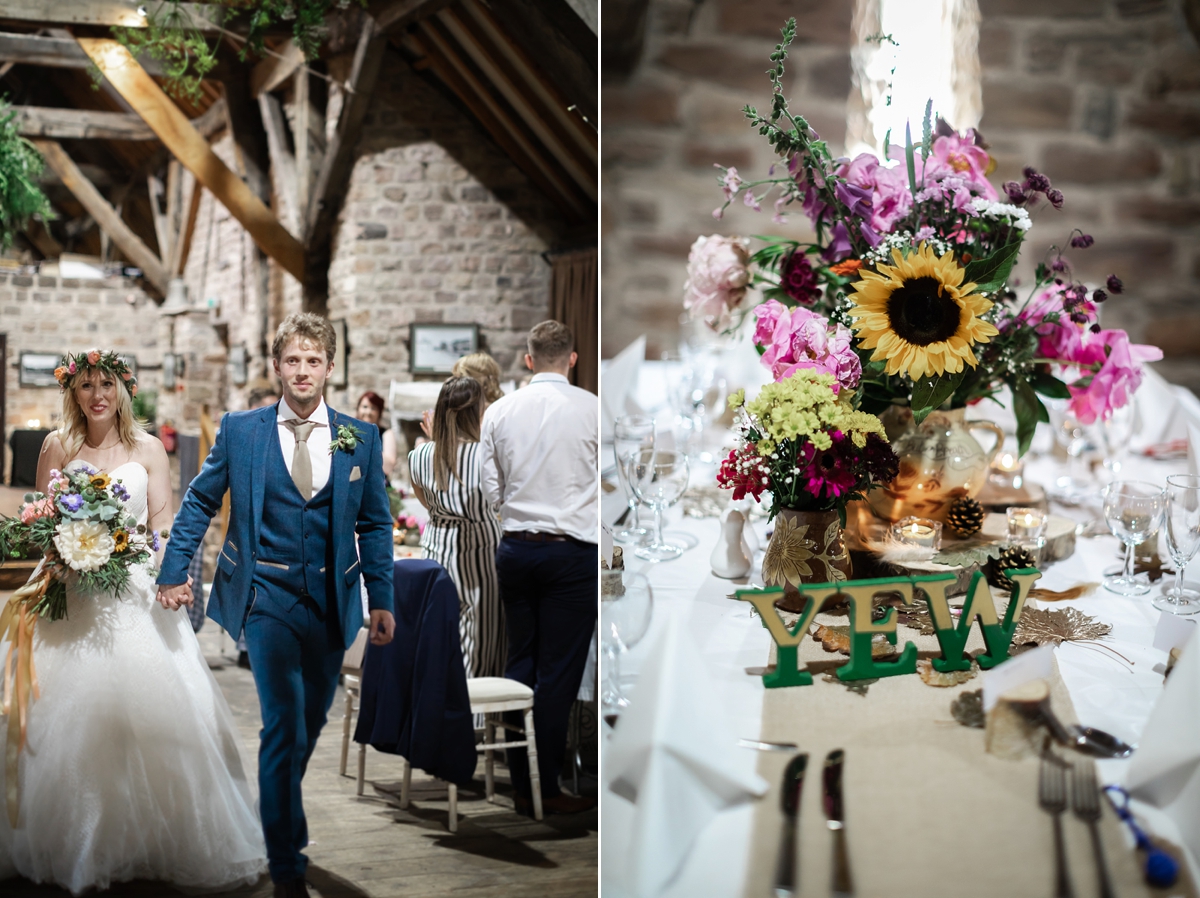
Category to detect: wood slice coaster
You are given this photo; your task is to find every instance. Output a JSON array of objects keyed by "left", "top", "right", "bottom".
[
  {"left": 975, "top": 479, "right": 1048, "bottom": 514},
  {"left": 980, "top": 512, "right": 1077, "bottom": 562}
]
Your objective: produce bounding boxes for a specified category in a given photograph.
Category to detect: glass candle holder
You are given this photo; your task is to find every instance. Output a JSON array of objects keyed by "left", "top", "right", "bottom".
[
  {"left": 989, "top": 450, "right": 1025, "bottom": 489},
  {"left": 1008, "top": 501, "right": 1046, "bottom": 549},
  {"left": 892, "top": 516, "right": 943, "bottom": 550}
]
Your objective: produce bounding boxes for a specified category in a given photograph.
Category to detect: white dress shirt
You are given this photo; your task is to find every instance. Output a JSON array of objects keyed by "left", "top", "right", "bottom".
[
  {"left": 479, "top": 372, "right": 598, "bottom": 544},
  {"left": 277, "top": 396, "right": 332, "bottom": 495}
]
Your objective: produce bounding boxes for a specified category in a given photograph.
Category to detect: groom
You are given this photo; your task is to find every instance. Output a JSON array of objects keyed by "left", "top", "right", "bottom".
[{"left": 157, "top": 313, "right": 395, "bottom": 898}]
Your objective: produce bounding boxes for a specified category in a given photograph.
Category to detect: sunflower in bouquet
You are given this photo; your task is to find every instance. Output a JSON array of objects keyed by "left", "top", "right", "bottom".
[
  {"left": 686, "top": 18, "right": 1162, "bottom": 457},
  {"left": 0, "top": 462, "right": 168, "bottom": 621}
]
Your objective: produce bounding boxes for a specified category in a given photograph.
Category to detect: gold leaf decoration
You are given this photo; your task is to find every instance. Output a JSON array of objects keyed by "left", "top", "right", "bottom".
[
  {"left": 762, "top": 515, "right": 816, "bottom": 587},
  {"left": 899, "top": 604, "right": 937, "bottom": 636},
  {"left": 813, "top": 625, "right": 895, "bottom": 658},
  {"left": 917, "top": 658, "right": 977, "bottom": 687},
  {"left": 1014, "top": 607, "right": 1112, "bottom": 647}
]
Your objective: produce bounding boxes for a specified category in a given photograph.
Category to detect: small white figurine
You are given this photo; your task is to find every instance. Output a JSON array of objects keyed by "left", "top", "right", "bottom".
[
  {"left": 711, "top": 507, "right": 753, "bottom": 579},
  {"left": 731, "top": 497, "right": 760, "bottom": 557}
]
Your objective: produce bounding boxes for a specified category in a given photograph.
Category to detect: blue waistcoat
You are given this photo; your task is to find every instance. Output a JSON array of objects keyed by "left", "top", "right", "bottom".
[{"left": 253, "top": 433, "right": 335, "bottom": 610}]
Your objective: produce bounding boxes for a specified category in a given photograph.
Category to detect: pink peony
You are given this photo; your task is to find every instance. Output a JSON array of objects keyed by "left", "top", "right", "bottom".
[
  {"left": 683, "top": 235, "right": 752, "bottom": 330},
  {"left": 926, "top": 134, "right": 998, "bottom": 200},
  {"left": 753, "top": 300, "right": 862, "bottom": 391},
  {"left": 20, "top": 497, "right": 54, "bottom": 524}
]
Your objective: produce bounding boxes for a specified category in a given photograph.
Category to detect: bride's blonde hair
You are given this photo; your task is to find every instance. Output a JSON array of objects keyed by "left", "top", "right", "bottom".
[{"left": 57, "top": 370, "right": 145, "bottom": 460}]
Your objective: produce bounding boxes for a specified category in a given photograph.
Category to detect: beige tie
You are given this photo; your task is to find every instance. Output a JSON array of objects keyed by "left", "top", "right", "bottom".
[{"left": 284, "top": 419, "right": 318, "bottom": 500}]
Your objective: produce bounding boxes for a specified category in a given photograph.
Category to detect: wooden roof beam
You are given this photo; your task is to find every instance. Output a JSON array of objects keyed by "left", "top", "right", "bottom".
[
  {"left": 33, "top": 139, "right": 169, "bottom": 292},
  {"left": 13, "top": 102, "right": 229, "bottom": 141},
  {"left": 375, "top": 0, "right": 456, "bottom": 32},
  {"left": 0, "top": 2, "right": 222, "bottom": 30},
  {"left": 250, "top": 38, "right": 304, "bottom": 99},
  {"left": 77, "top": 38, "right": 305, "bottom": 283}
]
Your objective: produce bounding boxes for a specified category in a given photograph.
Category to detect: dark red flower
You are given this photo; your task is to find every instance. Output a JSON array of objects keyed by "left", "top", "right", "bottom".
[
  {"left": 1107, "top": 275, "right": 1124, "bottom": 294},
  {"left": 779, "top": 249, "right": 821, "bottom": 306},
  {"left": 717, "top": 446, "right": 770, "bottom": 502},
  {"left": 1070, "top": 234, "right": 1094, "bottom": 249}
]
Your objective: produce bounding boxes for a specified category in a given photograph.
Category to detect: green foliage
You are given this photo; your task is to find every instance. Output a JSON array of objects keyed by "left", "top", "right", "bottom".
[
  {"left": 112, "top": 2, "right": 218, "bottom": 102},
  {"left": 0, "top": 102, "right": 53, "bottom": 251},
  {"left": 963, "top": 241, "right": 1023, "bottom": 295},
  {"left": 237, "top": 0, "right": 366, "bottom": 62},
  {"left": 132, "top": 388, "right": 158, "bottom": 426}
]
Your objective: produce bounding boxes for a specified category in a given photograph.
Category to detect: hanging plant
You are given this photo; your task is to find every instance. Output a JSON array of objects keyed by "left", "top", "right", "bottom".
[{"left": 0, "top": 101, "right": 53, "bottom": 250}]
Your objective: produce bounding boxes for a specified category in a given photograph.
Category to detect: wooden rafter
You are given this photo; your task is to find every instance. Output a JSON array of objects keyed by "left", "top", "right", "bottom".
[
  {"left": 375, "top": 0, "right": 455, "bottom": 31},
  {"left": 258, "top": 91, "right": 299, "bottom": 230},
  {"left": 23, "top": 216, "right": 62, "bottom": 259},
  {"left": 78, "top": 38, "right": 305, "bottom": 283},
  {"left": 13, "top": 102, "right": 227, "bottom": 142},
  {"left": 250, "top": 38, "right": 304, "bottom": 98},
  {"left": 305, "top": 16, "right": 389, "bottom": 247},
  {"left": 33, "top": 140, "right": 169, "bottom": 292},
  {"left": 0, "top": 2, "right": 221, "bottom": 29},
  {"left": 172, "top": 179, "right": 203, "bottom": 276}
]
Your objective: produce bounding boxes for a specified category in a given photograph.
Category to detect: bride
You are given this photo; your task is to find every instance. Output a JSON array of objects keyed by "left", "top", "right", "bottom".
[{"left": 0, "top": 351, "right": 266, "bottom": 894}]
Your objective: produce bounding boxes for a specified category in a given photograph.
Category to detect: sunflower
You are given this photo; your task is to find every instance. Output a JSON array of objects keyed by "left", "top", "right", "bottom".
[
  {"left": 112, "top": 528, "right": 129, "bottom": 553},
  {"left": 847, "top": 243, "right": 999, "bottom": 380},
  {"left": 90, "top": 472, "right": 111, "bottom": 490},
  {"left": 762, "top": 515, "right": 817, "bottom": 588}
]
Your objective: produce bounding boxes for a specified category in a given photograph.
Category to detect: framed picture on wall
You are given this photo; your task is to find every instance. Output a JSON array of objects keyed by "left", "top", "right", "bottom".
[
  {"left": 331, "top": 318, "right": 348, "bottom": 388},
  {"left": 410, "top": 324, "right": 478, "bottom": 374},
  {"left": 19, "top": 352, "right": 61, "bottom": 387}
]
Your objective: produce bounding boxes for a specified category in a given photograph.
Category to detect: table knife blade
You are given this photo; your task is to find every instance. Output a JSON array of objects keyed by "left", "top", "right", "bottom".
[
  {"left": 773, "top": 753, "right": 808, "bottom": 897},
  {"left": 823, "top": 749, "right": 853, "bottom": 897}
]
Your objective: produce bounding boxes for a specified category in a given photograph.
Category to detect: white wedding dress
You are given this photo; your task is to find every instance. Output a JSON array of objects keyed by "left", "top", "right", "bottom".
[{"left": 0, "top": 461, "right": 266, "bottom": 894}]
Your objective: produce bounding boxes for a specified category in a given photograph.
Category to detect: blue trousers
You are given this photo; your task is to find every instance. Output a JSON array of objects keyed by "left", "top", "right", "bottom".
[
  {"left": 243, "top": 589, "right": 343, "bottom": 883},
  {"left": 496, "top": 537, "right": 597, "bottom": 800}
]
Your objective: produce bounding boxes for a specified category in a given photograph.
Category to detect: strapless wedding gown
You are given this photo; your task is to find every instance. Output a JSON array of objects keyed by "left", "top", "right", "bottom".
[{"left": 0, "top": 461, "right": 266, "bottom": 894}]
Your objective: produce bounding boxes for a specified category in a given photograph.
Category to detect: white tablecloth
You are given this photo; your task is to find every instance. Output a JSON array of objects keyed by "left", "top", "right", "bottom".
[{"left": 601, "top": 360, "right": 1199, "bottom": 898}]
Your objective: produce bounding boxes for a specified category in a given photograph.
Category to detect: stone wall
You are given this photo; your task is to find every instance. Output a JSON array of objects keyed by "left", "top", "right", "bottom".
[
  {"left": 323, "top": 52, "right": 564, "bottom": 412},
  {"left": 601, "top": 0, "right": 855, "bottom": 359},
  {"left": 977, "top": 0, "right": 1200, "bottom": 392},
  {"left": 1, "top": 273, "right": 161, "bottom": 483}
]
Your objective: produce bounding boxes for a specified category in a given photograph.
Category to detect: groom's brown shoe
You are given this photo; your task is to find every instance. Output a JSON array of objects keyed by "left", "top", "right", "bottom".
[{"left": 273, "top": 879, "right": 309, "bottom": 898}]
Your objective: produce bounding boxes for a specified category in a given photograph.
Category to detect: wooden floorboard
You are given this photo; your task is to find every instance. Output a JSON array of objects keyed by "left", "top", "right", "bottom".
[{"left": 1, "top": 623, "right": 597, "bottom": 897}]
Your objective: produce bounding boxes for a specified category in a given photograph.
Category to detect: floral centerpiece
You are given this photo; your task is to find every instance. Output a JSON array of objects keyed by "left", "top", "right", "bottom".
[
  {"left": 0, "top": 462, "right": 166, "bottom": 622},
  {"left": 689, "top": 18, "right": 1162, "bottom": 523},
  {"left": 718, "top": 368, "right": 899, "bottom": 600}
]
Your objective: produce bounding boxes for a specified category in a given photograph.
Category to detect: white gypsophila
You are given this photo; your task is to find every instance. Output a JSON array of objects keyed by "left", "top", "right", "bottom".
[
  {"left": 53, "top": 519, "right": 115, "bottom": 572},
  {"left": 969, "top": 197, "right": 1033, "bottom": 231},
  {"left": 863, "top": 231, "right": 952, "bottom": 267}
]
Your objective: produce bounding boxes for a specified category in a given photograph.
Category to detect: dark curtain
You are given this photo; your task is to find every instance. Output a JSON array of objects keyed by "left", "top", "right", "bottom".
[{"left": 548, "top": 248, "right": 597, "bottom": 395}]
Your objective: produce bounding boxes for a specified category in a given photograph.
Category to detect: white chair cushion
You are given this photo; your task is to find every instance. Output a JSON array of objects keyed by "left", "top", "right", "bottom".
[{"left": 467, "top": 677, "right": 533, "bottom": 704}]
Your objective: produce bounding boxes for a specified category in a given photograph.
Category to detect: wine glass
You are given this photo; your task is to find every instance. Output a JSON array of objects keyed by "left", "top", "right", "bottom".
[
  {"left": 600, "top": 570, "right": 653, "bottom": 711},
  {"left": 666, "top": 352, "right": 726, "bottom": 463},
  {"left": 1091, "top": 403, "right": 1136, "bottom": 484},
  {"left": 613, "top": 415, "right": 656, "bottom": 544},
  {"left": 626, "top": 449, "right": 691, "bottom": 561},
  {"left": 1102, "top": 481, "right": 1166, "bottom": 596},
  {"left": 1156, "top": 474, "right": 1200, "bottom": 615},
  {"left": 1047, "top": 400, "right": 1096, "bottom": 502}
]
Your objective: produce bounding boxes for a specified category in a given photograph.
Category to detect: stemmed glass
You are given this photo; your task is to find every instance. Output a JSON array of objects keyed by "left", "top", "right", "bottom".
[
  {"left": 626, "top": 449, "right": 691, "bottom": 561},
  {"left": 600, "top": 570, "right": 653, "bottom": 712},
  {"left": 1156, "top": 474, "right": 1200, "bottom": 615},
  {"left": 1102, "top": 481, "right": 1166, "bottom": 596},
  {"left": 613, "top": 415, "right": 656, "bottom": 544},
  {"left": 1047, "top": 401, "right": 1095, "bottom": 502},
  {"left": 667, "top": 352, "right": 726, "bottom": 463},
  {"left": 1091, "top": 403, "right": 1136, "bottom": 484}
]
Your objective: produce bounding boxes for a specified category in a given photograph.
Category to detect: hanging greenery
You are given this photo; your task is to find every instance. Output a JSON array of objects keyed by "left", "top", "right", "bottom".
[
  {"left": 0, "top": 101, "right": 53, "bottom": 251},
  {"left": 110, "top": 0, "right": 366, "bottom": 102}
]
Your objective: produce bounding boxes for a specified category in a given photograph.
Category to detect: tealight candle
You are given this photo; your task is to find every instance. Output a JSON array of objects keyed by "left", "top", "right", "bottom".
[
  {"left": 892, "top": 516, "right": 943, "bottom": 550},
  {"left": 989, "top": 451, "right": 1025, "bottom": 489},
  {"left": 1007, "top": 506, "right": 1047, "bottom": 544}
]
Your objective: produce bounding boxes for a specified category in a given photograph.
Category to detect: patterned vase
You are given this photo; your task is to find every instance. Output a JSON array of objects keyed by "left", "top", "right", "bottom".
[
  {"left": 762, "top": 508, "right": 852, "bottom": 613},
  {"left": 866, "top": 406, "right": 1005, "bottom": 525}
]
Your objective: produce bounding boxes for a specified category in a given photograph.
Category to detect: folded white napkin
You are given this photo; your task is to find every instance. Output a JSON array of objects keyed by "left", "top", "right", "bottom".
[
  {"left": 602, "top": 336, "right": 646, "bottom": 442},
  {"left": 1132, "top": 367, "right": 1181, "bottom": 447},
  {"left": 605, "top": 619, "right": 768, "bottom": 897},
  {"left": 1126, "top": 628, "right": 1200, "bottom": 866}
]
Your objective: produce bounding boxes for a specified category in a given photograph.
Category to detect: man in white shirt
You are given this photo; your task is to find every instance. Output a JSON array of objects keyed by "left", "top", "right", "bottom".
[{"left": 480, "top": 320, "right": 598, "bottom": 816}]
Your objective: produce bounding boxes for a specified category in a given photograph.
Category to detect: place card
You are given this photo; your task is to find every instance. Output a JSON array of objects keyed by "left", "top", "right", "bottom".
[
  {"left": 1152, "top": 610, "right": 1197, "bottom": 654},
  {"left": 982, "top": 644, "right": 1054, "bottom": 712}
]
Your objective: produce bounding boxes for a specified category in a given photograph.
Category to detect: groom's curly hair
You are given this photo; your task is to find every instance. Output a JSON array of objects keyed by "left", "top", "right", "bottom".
[{"left": 272, "top": 313, "right": 336, "bottom": 363}]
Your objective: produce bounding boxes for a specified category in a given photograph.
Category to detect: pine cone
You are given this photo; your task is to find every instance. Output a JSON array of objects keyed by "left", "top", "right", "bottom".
[
  {"left": 986, "top": 546, "right": 1037, "bottom": 592},
  {"left": 946, "top": 497, "right": 985, "bottom": 537}
]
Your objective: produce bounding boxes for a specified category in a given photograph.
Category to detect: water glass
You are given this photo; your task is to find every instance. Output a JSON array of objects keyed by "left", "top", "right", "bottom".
[
  {"left": 667, "top": 352, "right": 726, "bottom": 463},
  {"left": 1047, "top": 401, "right": 1096, "bottom": 502},
  {"left": 613, "top": 415, "right": 656, "bottom": 544},
  {"left": 1091, "top": 403, "right": 1136, "bottom": 483},
  {"left": 1102, "top": 481, "right": 1166, "bottom": 596},
  {"left": 626, "top": 448, "right": 691, "bottom": 561},
  {"left": 600, "top": 570, "right": 653, "bottom": 711},
  {"left": 1156, "top": 474, "right": 1200, "bottom": 615}
]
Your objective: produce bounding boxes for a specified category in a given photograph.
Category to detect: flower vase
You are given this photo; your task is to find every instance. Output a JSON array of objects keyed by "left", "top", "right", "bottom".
[
  {"left": 867, "top": 406, "right": 1005, "bottom": 525},
  {"left": 762, "top": 509, "right": 852, "bottom": 613}
]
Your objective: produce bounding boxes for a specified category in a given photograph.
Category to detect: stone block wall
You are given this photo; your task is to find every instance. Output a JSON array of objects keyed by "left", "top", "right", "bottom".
[
  {"left": 977, "top": 0, "right": 1200, "bottom": 392},
  {"left": 602, "top": 0, "right": 855, "bottom": 359},
  {"left": 323, "top": 52, "right": 563, "bottom": 413},
  {"left": 1, "top": 274, "right": 161, "bottom": 483}
]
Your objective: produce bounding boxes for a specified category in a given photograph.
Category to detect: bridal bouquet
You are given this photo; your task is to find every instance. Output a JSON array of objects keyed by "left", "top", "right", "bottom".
[
  {"left": 717, "top": 369, "right": 899, "bottom": 523},
  {"left": 685, "top": 18, "right": 1161, "bottom": 455},
  {"left": 0, "top": 462, "right": 167, "bottom": 621}
]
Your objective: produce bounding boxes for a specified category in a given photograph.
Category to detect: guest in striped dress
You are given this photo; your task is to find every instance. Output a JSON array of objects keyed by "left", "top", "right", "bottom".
[{"left": 408, "top": 376, "right": 504, "bottom": 679}]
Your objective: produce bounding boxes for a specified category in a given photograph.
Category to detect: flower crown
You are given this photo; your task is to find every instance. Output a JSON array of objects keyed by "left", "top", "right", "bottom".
[{"left": 54, "top": 349, "right": 138, "bottom": 398}]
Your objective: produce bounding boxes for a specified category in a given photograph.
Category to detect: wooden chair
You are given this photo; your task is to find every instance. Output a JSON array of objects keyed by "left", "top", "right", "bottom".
[
  {"left": 338, "top": 627, "right": 370, "bottom": 778},
  {"left": 354, "top": 676, "right": 544, "bottom": 829}
]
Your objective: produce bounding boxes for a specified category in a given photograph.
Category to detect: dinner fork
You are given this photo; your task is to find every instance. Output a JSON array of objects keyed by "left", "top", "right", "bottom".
[
  {"left": 1040, "top": 752, "right": 1075, "bottom": 898},
  {"left": 1073, "top": 762, "right": 1115, "bottom": 898}
]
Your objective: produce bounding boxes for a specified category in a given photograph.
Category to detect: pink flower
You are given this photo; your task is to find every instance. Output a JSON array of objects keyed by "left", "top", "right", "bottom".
[
  {"left": 19, "top": 497, "right": 54, "bottom": 524},
  {"left": 753, "top": 301, "right": 862, "bottom": 391},
  {"left": 870, "top": 164, "right": 912, "bottom": 232},
  {"left": 927, "top": 134, "right": 998, "bottom": 200},
  {"left": 121, "top": 371, "right": 132, "bottom": 381},
  {"left": 683, "top": 235, "right": 752, "bottom": 330},
  {"left": 717, "top": 165, "right": 743, "bottom": 202},
  {"left": 68, "top": 360, "right": 76, "bottom": 374},
  {"left": 1068, "top": 330, "right": 1162, "bottom": 424},
  {"left": 87, "top": 350, "right": 100, "bottom": 365}
]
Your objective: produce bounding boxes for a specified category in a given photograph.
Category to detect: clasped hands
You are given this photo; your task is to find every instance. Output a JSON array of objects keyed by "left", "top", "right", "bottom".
[{"left": 156, "top": 578, "right": 194, "bottom": 611}]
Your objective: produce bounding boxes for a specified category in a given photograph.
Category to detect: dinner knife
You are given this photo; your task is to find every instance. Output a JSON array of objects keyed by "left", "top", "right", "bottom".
[
  {"left": 774, "top": 753, "right": 809, "bottom": 897},
  {"left": 823, "top": 749, "right": 853, "bottom": 897}
]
